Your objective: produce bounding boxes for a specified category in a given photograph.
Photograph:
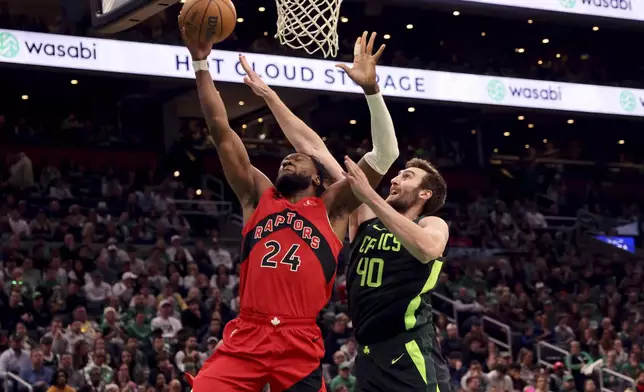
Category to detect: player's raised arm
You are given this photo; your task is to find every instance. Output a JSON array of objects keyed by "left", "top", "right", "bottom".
[
  {"left": 238, "top": 54, "right": 345, "bottom": 182},
  {"left": 343, "top": 156, "right": 449, "bottom": 262},
  {"left": 180, "top": 25, "right": 271, "bottom": 218},
  {"left": 322, "top": 32, "right": 399, "bottom": 233}
]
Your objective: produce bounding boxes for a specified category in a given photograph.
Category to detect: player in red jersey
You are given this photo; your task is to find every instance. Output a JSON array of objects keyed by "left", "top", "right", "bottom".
[{"left": 180, "top": 26, "right": 399, "bottom": 392}]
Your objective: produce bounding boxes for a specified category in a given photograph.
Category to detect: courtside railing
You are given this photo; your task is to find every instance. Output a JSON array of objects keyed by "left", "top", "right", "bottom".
[
  {"left": 481, "top": 316, "right": 512, "bottom": 356},
  {"left": 430, "top": 293, "right": 512, "bottom": 356},
  {"left": 4, "top": 372, "right": 33, "bottom": 392},
  {"left": 173, "top": 199, "right": 232, "bottom": 216},
  {"left": 535, "top": 341, "right": 635, "bottom": 392},
  {"left": 536, "top": 341, "right": 569, "bottom": 368},
  {"left": 599, "top": 367, "right": 635, "bottom": 392}
]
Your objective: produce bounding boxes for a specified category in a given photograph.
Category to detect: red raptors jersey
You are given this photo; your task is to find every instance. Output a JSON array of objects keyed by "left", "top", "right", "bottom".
[{"left": 239, "top": 187, "right": 343, "bottom": 318}]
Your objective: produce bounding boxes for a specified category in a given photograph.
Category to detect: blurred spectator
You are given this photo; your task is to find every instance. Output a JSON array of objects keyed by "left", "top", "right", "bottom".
[{"left": 329, "top": 362, "right": 356, "bottom": 392}]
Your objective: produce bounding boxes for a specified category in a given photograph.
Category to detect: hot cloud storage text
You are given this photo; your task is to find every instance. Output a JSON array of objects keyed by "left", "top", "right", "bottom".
[{"left": 175, "top": 55, "right": 426, "bottom": 93}]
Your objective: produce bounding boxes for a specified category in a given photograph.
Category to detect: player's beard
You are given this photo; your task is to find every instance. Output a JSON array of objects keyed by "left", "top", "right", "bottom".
[
  {"left": 275, "top": 173, "right": 312, "bottom": 198},
  {"left": 387, "top": 189, "right": 418, "bottom": 213}
]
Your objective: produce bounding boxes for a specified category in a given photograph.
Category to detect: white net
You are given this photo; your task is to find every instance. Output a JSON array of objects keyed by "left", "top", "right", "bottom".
[{"left": 275, "top": 0, "right": 343, "bottom": 58}]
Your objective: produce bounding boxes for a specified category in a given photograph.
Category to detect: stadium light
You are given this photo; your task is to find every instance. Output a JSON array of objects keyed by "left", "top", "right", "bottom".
[
  {"left": 528, "top": 124, "right": 535, "bottom": 129},
  {"left": 340, "top": 17, "right": 348, "bottom": 23},
  {"left": 408, "top": 107, "right": 415, "bottom": 112},
  {"left": 258, "top": 7, "right": 266, "bottom": 12},
  {"left": 493, "top": 148, "right": 499, "bottom": 153},
  {"left": 264, "top": 32, "right": 268, "bottom": 36},
  {"left": 406, "top": 24, "right": 414, "bottom": 30},
  {"left": 21, "top": 95, "right": 29, "bottom": 100},
  {"left": 542, "top": 38, "right": 550, "bottom": 44},
  {"left": 237, "top": 17, "right": 244, "bottom": 23},
  {"left": 543, "top": 139, "right": 548, "bottom": 143},
  {"left": 481, "top": 32, "right": 486, "bottom": 37},
  {"left": 471, "top": 129, "right": 477, "bottom": 135},
  {"left": 196, "top": 189, "right": 202, "bottom": 196},
  {"left": 173, "top": 171, "right": 180, "bottom": 177},
  {"left": 349, "top": 119, "right": 357, "bottom": 125},
  {"left": 518, "top": 115, "right": 525, "bottom": 120},
  {"left": 238, "top": 101, "right": 245, "bottom": 106},
  {"left": 258, "top": 118, "right": 264, "bottom": 123},
  {"left": 618, "top": 139, "right": 625, "bottom": 145},
  {"left": 503, "top": 132, "right": 510, "bottom": 137},
  {"left": 383, "top": 34, "right": 391, "bottom": 39},
  {"left": 593, "top": 26, "right": 600, "bottom": 31},
  {"left": 516, "top": 48, "right": 525, "bottom": 54},
  {"left": 71, "top": 79, "right": 79, "bottom": 85},
  {"left": 242, "top": 124, "right": 247, "bottom": 129},
  {"left": 453, "top": 10, "right": 460, "bottom": 16},
  {"left": 527, "top": 19, "right": 533, "bottom": 24},
  {"left": 525, "top": 144, "right": 530, "bottom": 149},
  {"left": 567, "top": 119, "right": 575, "bottom": 124},
  {"left": 556, "top": 53, "right": 561, "bottom": 58}
]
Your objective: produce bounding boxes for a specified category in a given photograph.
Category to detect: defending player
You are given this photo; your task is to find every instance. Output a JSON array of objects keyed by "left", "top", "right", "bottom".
[
  {"left": 343, "top": 156, "right": 450, "bottom": 392},
  {"left": 180, "top": 25, "right": 398, "bottom": 392},
  {"left": 255, "top": 37, "right": 451, "bottom": 390}
]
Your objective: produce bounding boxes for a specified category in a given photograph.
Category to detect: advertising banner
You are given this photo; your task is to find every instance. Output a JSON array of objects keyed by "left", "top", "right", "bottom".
[
  {"left": 456, "top": 0, "right": 643, "bottom": 22},
  {"left": 2, "top": 29, "right": 644, "bottom": 117}
]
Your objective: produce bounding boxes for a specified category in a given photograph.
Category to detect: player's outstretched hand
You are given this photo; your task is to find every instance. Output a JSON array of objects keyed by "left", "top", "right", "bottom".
[
  {"left": 239, "top": 54, "right": 272, "bottom": 98},
  {"left": 179, "top": 17, "right": 212, "bottom": 60},
  {"left": 343, "top": 155, "right": 377, "bottom": 204},
  {"left": 336, "top": 31, "right": 385, "bottom": 95}
]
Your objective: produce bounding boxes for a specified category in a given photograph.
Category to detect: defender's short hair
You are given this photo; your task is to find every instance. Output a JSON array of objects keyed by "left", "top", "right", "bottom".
[{"left": 405, "top": 158, "right": 447, "bottom": 216}]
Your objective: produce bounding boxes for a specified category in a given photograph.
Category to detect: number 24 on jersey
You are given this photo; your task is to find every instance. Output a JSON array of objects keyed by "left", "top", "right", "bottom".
[{"left": 260, "top": 240, "right": 302, "bottom": 271}]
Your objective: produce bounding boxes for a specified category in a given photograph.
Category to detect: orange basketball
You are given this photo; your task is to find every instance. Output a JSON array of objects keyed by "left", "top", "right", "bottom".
[{"left": 180, "top": 0, "right": 237, "bottom": 45}]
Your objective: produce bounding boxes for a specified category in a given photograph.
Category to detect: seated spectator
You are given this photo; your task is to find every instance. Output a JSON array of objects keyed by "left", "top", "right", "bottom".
[
  {"left": 442, "top": 323, "right": 464, "bottom": 359},
  {"left": 58, "top": 353, "right": 85, "bottom": 390},
  {"left": 112, "top": 272, "right": 137, "bottom": 305},
  {"left": 49, "top": 179, "right": 73, "bottom": 200},
  {"left": 174, "top": 336, "right": 207, "bottom": 372},
  {"left": 151, "top": 299, "right": 183, "bottom": 339},
  {"left": 83, "top": 349, "right": 113, "bottom": 385},
  {"left": 208, "top": 234, "right": 233, "bottom": 270},
  {"left": 0, "top": 333, "right": 31, "bottom": 378},
  {"left": 329, "top": 362, "right": 356, "bottom": 392},
  {"left": 19, "top": 348, "right": 53, "bottom": 390},
  {"left": 8, "top": 209, "right": 30, "bottom": 237},
  {"left": 84, "top": 271, "right": 112, "bottom": 313},
  {"left": 47, "top": 369, "right": 76, "bottom": 392},
  {"left": 167, "top": 235, "right": 194, "bottom": 263}
]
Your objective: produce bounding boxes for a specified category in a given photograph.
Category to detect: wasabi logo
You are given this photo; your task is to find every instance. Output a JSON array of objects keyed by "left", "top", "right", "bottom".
[
  {"left": 580, "top": 0, "right": 632, "bottom": 11},
  {"left": 487, "top": 80, "right": 506, "bottom": 102},
  {"left": 560, "top": 0, "right": 576, "bottom": 8},
  {"left": 620, "top": 91, "right": 636, "bottom": 112},
  {"left": 487, "top": 79, "right": 562, "bottom": 103},
  {"left": 0, "top": 31, "right": 20, "bottom": 58}
]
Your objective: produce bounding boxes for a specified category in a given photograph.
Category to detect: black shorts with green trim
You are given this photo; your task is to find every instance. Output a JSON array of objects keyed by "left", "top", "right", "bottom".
[{"left": 354, "top": 325, "right": 452, "bottom": 392}]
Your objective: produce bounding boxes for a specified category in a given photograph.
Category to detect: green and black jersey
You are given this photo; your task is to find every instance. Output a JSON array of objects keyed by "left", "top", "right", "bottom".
[{"left": 347, "top": 217, "right": 444, "bottom": 345}]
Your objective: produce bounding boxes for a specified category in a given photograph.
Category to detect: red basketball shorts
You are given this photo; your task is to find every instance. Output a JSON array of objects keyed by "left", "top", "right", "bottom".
[{"left": 192, "top": 311, "right": 327, "bottom": 392}]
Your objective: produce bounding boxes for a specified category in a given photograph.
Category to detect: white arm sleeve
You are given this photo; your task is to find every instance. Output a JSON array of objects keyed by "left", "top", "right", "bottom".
[{"left": 362, "top": 93, "right": 399, "bottom": 175}]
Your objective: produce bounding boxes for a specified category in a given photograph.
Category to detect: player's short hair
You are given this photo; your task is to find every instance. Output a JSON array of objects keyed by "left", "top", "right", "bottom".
[
  {"left": 307, "top": 154, "right": 331, "bottom": 197},
  {"left": 405, "top": 158, "right": 447, "bottom": 216}
]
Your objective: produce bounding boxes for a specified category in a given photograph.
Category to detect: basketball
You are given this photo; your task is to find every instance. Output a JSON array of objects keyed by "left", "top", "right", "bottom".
[{"left": 179, "top": 0, "right": 237, "bottom": 45}]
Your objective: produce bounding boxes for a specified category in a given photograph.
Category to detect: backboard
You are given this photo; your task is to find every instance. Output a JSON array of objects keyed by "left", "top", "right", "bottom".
[{"left": 90, "top": 0, "right": 181, "bottom": 34}]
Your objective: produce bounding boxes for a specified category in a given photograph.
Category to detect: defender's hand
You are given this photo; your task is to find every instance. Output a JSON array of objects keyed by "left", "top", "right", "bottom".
[
  {"left": 239, "top": 54, "right": 272, "bottom": 98},
  {"left": 343, "top": 156, "right": 377, "bottom": 204},
  {"left": 336, "top": 31, "right": 385, "bottom": 95},
  {"left": 179, "top": 19, "right": 212, "bottom": 60}
]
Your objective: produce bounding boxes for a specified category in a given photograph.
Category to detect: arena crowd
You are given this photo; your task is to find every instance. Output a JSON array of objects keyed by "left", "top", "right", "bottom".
[{"left": 1, "top": 2, "right": 644, "bottom": 392}]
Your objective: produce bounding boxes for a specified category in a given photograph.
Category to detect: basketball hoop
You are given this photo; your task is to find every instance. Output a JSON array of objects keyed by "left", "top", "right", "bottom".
[{"left": 275, "top": 0, "right": 343, "bottom": 58}]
